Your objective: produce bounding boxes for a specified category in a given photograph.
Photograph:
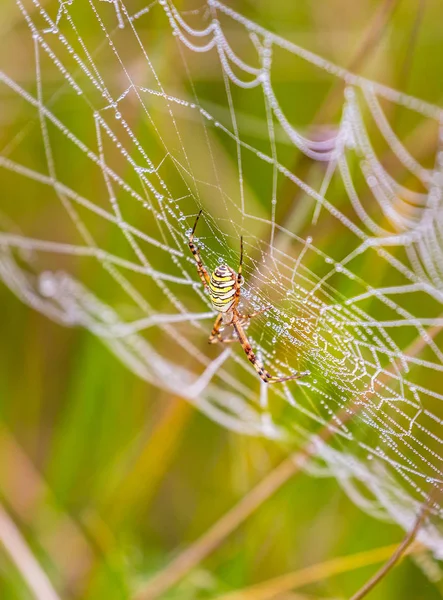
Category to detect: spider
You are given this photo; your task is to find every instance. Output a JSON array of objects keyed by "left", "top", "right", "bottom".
[{"left": 189, "top": 210, "right": 307, "bottom": 384}]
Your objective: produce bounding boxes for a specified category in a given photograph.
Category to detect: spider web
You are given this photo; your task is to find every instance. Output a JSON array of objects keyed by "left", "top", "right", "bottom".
[{"left": 2, "top": 0, "right": 443, "bottom": 559}]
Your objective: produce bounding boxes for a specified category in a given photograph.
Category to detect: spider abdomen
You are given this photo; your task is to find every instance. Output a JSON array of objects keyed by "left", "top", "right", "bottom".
[{"left": 209, "top": 265, "right": 237, "bottom": 313}]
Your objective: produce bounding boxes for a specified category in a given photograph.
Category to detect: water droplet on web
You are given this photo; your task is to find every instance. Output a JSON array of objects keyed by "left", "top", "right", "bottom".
[{"left": 39, "top": 272, "right": 57, "bottom": 297}]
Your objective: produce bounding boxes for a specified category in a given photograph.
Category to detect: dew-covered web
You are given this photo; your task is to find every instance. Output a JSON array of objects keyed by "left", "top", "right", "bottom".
[{"left": 2, "top": 0, "right": 443, "bottom": 556}]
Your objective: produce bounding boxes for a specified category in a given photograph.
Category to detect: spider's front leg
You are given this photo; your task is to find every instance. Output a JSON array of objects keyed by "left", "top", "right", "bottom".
[{"left": 189, "top": 210, "right": 210, "bottom": 288}]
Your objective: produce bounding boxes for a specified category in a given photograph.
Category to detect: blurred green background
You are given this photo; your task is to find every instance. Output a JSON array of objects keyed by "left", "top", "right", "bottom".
[{"left": 1, "top": 0, "right": 443, "bottom": 599}]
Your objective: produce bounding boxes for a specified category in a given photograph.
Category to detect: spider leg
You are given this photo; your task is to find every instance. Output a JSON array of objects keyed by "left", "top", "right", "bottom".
[
  {"left": 239, "top": 305, "right": 271, "bottom": 321},
  {"left": 189, "top": 210, "right": 210, "bottom": 287},
  {"left": 208, "top": 314, "right": 241, "bottom": 344},
  {"left": 218, "top": 335, "right": 239, "bottom": 344},
  {"left": 266, "top": 371, "right": 308, "bottom": 384},
  {"left": 238, "top": 236, "right": 243, "bottom": 280},
  {"left": 232, "top": 313, "right": 307, "bottom": 384},
  {"left": 230, "top": 235, "right": 244, "bottom": 312},
  {"left": 208, "top": 313, "right": 223, "bottom": 344}
]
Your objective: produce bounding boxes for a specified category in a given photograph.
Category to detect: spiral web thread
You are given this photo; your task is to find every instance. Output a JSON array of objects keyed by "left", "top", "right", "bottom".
[{"left": 1, "top": 0, "right": 443, "bottom": 558}]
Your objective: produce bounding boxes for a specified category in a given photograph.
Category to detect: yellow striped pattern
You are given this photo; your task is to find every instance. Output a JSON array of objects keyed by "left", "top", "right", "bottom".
[{"left": 209, "top": 265, "right": 237, "bottom": 313}]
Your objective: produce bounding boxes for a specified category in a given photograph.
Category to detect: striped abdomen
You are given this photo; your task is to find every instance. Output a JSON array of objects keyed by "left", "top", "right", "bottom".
[{"left": 209, "top": 265, "right": 237, "bottom": 313}]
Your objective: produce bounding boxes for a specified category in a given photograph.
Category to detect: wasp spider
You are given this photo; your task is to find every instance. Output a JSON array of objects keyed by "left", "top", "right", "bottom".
[{"left": 189, "top": 210, "right": 307, "bottom": 384}]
